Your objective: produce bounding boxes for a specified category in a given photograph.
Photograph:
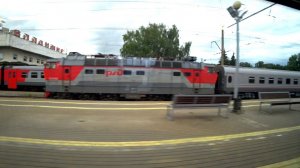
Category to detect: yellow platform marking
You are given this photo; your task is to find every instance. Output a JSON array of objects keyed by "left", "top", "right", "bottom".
[
  {"left": 0, "top": 103, "right": 166, "bottom": 110},
  {"left": 0, "top": 99, "right": 169, "bottom": 105},
  {"left": 258, "top": 156, "right": 300, "bottom": 168},
  {"left": 0, "top": 125, "right": 299, "bottom": 147}
]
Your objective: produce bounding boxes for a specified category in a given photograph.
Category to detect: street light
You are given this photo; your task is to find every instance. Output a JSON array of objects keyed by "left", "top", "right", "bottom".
[{"left": 227, "top": 1, "right": 247, "bottom": 113}]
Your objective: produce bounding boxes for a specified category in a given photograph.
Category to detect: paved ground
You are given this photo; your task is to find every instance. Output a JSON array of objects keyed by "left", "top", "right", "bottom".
[{"left": 0, "top": 95, "right": 299, "bottom": 167}]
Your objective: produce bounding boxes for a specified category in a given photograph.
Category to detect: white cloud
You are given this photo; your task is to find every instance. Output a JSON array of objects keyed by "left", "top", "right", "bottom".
[{"left": 0, "top": 0, "right": 299, "bottom": 65}]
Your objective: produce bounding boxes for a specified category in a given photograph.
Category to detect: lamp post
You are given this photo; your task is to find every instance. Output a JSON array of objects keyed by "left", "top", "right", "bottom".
[{"left": 227, "top": 1, "right": 247, "bottom": 113}]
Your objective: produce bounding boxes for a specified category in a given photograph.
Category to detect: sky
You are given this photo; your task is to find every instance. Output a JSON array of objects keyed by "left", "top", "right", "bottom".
[{"left": 0, "top": 0, "right": 299, "bottom": 65}]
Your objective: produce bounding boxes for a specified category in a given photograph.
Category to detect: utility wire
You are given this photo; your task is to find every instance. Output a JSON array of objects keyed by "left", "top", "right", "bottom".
[{"left": 227, "top": 3, "right": 276, "bottom": 28}]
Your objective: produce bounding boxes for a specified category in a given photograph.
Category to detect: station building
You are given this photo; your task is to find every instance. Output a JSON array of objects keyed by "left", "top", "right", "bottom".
[{"left": 0, "top": 27, "right": 66, "bottom": 65}]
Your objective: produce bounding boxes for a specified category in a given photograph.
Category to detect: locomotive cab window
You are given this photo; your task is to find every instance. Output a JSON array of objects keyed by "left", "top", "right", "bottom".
[
  {"left": 21, "top": 72, "right": 28, "bottom": 78},
  {"left": 64, "top": 69, "right": 70, "bottom": 74},
  {"left": 85, "top": 69, "right": 94, "bottom": 74},
  {"left": 31, "top": 72, "right": 38, "bottom": 78},
  {"left": 173, "top": 72, "right": 181, "bottom": 76},
  {"left": 248, "top": 76, "right": 255, "bottom": 84}
]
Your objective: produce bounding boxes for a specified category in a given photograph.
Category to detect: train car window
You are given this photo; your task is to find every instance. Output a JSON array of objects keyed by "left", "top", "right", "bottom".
[
  {"left": 294, "top": 79, "right": 298, "bottom": 85},
  {"left": 123, "top": 70, "right": 132, "bottom": 75},
  {"left": 136, "top": 71, "right": 145, "bottom": 75},
  {"left": 85, "top": 69, "right": 94, "bottom": 74},
  {"left": 184, "top": 72, "right": 191, "bottom": 77},
  {"left": 173, "top": 72, "right": 181, "bottom": 76},
  {"left": 248, "top": 76, "right": 255, "bottom": 84},
  {"left": 268, "top": 78, "right": 274, "bottom": 84},
  {"left": 162, "top": 61, "right": 172, "bottom": 68},
  {"left": 286, "top": 78, "right": 291, "bottom": 84},
  {"left": 173, "top": 62, "right": 182, "bottom": 68},
  {"left": 259, "top": 77, "right": 265, "bottom": 84},
  {"left": 277, "top": 78, "right": 283, "bottom": 84},
  {"left": 195, "top": 72, "right": 199, "bottom": 77},
  {"left": 41, "top": 72, "right": 44, "bottom": 78},
  {"left": 96, "top": 69, "right": 105, "bottom": 74},
  {"left": 21, "top": 72, "right": 28, "bottom": 78},
  {"left": 31, "top": 72, "right": 38, "bottom": 78},
  {"left": 228, "top": 76, "right": 232, "bottom": 83}
]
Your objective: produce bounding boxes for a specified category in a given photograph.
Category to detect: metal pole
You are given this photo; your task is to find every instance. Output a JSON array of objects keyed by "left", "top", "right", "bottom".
[
  {"left": 233, "top": 16, "right": 241, "bottom": 112},
  {"left": 221, "top": 29, "right": 225, "bottom": 65}
]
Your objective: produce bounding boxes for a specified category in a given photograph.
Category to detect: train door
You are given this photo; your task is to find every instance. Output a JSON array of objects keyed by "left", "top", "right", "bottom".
[
  {"left": 7, "top": 69, "right": 17, "bottom": 89},
  {"left": 62, "top": 66, "right": 71, "bottom": 91}
]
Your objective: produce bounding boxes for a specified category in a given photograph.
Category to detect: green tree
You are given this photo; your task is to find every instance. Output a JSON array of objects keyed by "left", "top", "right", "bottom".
[
  {"left": 255, "top": 61, "right": 265, "bottom": 68},
  {"left": 229, "top": 53, "right": 236, "bottom": 66},
  {"left": 219, "top": 53, "right": 230, "bottom": 65},
  {"left": 287, "top": 53, "right": 300, "bottom": 71},
  {"left": 120, "top": 23, "right": 191, "bottom": 60},
  {"left": 240, "top": 62, "right": 252, "bottom": 67}
]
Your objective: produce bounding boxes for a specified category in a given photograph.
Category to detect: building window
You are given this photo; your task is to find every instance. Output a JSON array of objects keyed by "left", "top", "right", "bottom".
[
  {"left": 269, "top": 78, "right": 274, "bottom": 84},
  {"left": 31, "top": 72, "right": 38, "bottom": 78},
  {"left": 23, "top": 56, "right": 27, "bottom": 62},
  {"left": 41, "top": 60, "right": 44, "bottom": 64},
  {"left": 96, "top": 69, "right": 105, "bottom": 74},
  {"left": 136, "top": 71, "right": 145, "bottom": 75},
  {"left": 21, "top": 72, "right": 28, "bottom": 78},
  {"left": 259, "top": 77, "right": 265, "bottom": 84},
  {"left": 294, "top": 79, "right": 298, "bottom": 85},
  {"left": 249, "top": 76, "right": 255, "bottom": 84},
  {"left": 85, "top": 69, "right": 94, "bottom": 74},
  {"left": 173, "top": 72, "right": 181, "bottom": 76},
  {"left": 286, "top": 78, "right": 291, "bottom": 84},
  {"left": 37, "top": 59, "right": 40, "bottom": 64},
  {"left": 29, "top": 57, "right": 33, "bottom": 62},
  {"left": 13, "top": 54, "right": 18, "bottom": 60}
]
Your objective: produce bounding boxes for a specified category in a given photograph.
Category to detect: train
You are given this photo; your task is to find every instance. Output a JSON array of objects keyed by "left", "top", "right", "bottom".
[{"left": 1, "top": 52, "right": 300, "bottom": 99}]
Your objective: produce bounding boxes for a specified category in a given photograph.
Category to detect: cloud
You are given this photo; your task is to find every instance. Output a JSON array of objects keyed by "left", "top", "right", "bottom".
[{"left": 0, "top": 0, "right": 299, "bottom": 65}]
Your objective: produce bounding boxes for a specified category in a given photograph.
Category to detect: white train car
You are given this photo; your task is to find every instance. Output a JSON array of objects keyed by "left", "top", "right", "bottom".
[{"left": 215, "top": 65, "right": 300, "bottom": 98}]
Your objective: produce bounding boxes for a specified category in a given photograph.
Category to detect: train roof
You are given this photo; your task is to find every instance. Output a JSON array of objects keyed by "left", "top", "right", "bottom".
[
  {"left": 47, "top": 55, "right": 215, "bottom": 69},
  {"left": 216, "top": 65, "right": 300, "bottom": 77}
]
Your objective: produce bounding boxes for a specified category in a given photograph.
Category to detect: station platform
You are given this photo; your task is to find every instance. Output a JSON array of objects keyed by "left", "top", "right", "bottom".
[{"left": 0, "top": 92, "right": 299, "bottom": 167}]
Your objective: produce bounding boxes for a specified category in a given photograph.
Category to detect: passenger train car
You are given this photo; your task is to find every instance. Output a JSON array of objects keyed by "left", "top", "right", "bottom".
[
  {"left": 44, "top": 54, "right": 218, "bottom": 99},
  {"left": 215, "top": 65, "right": 300, "bottom": 98},
  {"left": 0, "top": 65, "right": 44, "bottom": 91}
]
